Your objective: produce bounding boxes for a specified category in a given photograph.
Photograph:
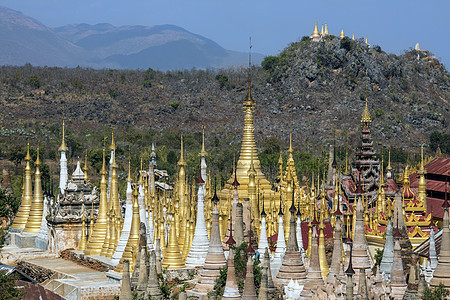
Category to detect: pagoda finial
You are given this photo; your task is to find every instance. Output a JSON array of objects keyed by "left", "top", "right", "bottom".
[
  {"left": 178, "top": 135, "right": 186, "bottom": 166},
  {"left": 83, "top": 149, "right": 88, "bottom": 182},
  {"left": 200, "top": 125, "right": 207, "bottom": 157},
  {"left": 244, "top": 37, "right": 254, "bottom": 107},
  {"left": 361, "top": 96, "right": 372, "bottom": 123},
  {"left": 324, "top": 23, "right": 329, "bottom": 35},
  {"left": 101, "top": 138, "right": 106, "bottom": 174},
  {"left": 25, "top": 141, "right": 31, "bottom": 161},
  {"left": 387, "top": 148, "right": 392, "bottom": 171},
  {"left": 288, "top": 128, "right": 293, "bottom": 153},
  {"left": 312, "top": 21, "right": 320, "bottom": 38},
  {"left": 352, "top": 32, "right": 355, "bottom": 40},
  {"left": 109, "top": 128, "right": 116, "bottom": 150},
  {"left": 365, "top": 36, "right": 368, "bottom": 44},
  {"left": 321, "top": 24, "right": 324, "bottom": 35},
  {"left": 58, "top": 119, "right": 68, "bottom": 152},
  {"left": 340, "top": 29, "right": 345, "bottom": 39},
  {"left": 127, "top": 157, "right": 132, "bottom": 182},
  {"left": 35, "top": 146, "right": 41, "bottom": 166}
]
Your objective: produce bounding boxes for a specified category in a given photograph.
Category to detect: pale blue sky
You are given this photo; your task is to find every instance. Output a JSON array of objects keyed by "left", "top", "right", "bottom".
[{"left": 1, "top": 0, "right": 449, "bottom": 68}]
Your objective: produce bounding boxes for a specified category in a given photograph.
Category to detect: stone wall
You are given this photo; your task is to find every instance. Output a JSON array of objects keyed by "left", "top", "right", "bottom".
[
  {"left": 60, "top": 249, "right": 114, "bottom": 272},
  {"left": 16, "top": 260, "right": 55, "bottom": 283}
]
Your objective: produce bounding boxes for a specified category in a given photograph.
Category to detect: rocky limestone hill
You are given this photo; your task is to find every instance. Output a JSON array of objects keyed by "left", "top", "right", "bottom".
[{"left": 0, "top": 36, "right": 448, "bottom": 183}]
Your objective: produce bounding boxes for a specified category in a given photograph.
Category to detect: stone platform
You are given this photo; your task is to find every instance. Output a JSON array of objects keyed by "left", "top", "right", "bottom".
[{"left": 23, "top": 257, "right": 120, "bottom": 300}]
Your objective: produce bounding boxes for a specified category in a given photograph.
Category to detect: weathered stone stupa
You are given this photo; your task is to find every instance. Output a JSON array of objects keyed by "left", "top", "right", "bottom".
[
  {"left": 222, "top": 248, "right": 240, "bottom": 300},
  {"left": 379, "top": 217, "right": 394, "bottom": 278},
  {"left": 351, "top": 196, "right": 371, "bottom": 272},
  {"left": 274, "top": 193, "right": 307, "bottom": 287},
  {"left": 191, "top": 191, "right": 226, "bottom": 295},
  {"left": 430, "top": 190, "right": 450, "bottom": 288}
]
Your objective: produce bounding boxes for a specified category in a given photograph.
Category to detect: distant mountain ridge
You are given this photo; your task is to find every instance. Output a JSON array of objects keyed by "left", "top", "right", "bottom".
[{"left": 0, "top": 6, "right": 263, "bottom": 70}]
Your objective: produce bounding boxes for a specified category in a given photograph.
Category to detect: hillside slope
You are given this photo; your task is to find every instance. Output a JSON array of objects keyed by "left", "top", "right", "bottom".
[{"left": 0, "top": 36, "right": 448, "bottom": 176}]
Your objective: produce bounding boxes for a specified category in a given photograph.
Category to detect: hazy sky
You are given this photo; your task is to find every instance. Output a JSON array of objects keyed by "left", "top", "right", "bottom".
[{"left": 1, "top": 0, "right": 449, "bottom": 67}]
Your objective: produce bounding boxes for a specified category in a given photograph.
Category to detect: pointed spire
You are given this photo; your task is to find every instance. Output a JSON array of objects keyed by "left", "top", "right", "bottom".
[
  {"left": 352, "top": 32, "right": 355, "bottom": 40},
  {"left": 127, "top": 157, "right": 132, "bottom": 182},
  {"left": 320, "top": 24, "right": 324, "bottom": 35},
  {"left": 288, "top": 129, "right": 293, "bottom": 154},
  {"left": 58, "top": 119, "right": 68, "bottom": 152},
  {"left": 109, "top": 129, "right": 116, "bottom": 150},
  {"left": 25, "top": 141, "right": 31, "bottom": 161},
  {"left": 244, "top": 38, "right": 255, "bottom": 107},
  {"left": 340, "top": 29, "right": 345, "bottom": 39},
  {"left": 178, "top": 135, "right": 186, "bottom": 166},
  {"left": 365, "top": 36, "right": 368, "bottom": 44},
  {"left": 312, "top": 21, "right": 320, "bottom": 38},
  {"left": 278, "top": 193, "right": 283, "bottom": 216},
  {"left": 361, "top": 96, "right": 372, "bottom": 123},
  {"left": 324, "top": 23, "right": 329, "bottom": 35},
  {"left": 200, "top": 125, "right": 207, "bottom": 157},
  {"left": 83, "top": 149, "right": 89, "bottom": 182}
]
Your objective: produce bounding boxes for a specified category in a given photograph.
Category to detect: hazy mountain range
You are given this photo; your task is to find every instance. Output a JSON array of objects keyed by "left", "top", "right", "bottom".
[{"left": 0, "top": 6, "right": 263, "bottom": 70}]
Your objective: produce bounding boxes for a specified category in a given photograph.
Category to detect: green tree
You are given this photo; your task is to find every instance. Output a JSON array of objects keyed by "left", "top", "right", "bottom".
[{"left": 0, "top": 269, "right": 24, "bottom": 300}]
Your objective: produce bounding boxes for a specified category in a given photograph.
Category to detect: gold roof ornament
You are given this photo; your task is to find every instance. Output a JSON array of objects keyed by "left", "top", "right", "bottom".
[
  {"left": 312, "top": 21, "right": 320, "bottom": 38},
  {"left": 321, "top": 24, "right": 324, "bottom": 35},
  {"left": 352, "top": 32, "right": 355, "bottom": 40},
  {"left": 324, "top": 23, "right": 329, "bottom": 35},
  {"left": 340, "top": 29, "right": 345, "bottom": 39},
  {"left": 361, "top": 96, "right": 372, "bottom": 123},
  {"left": 365, "top": 36, "right": 368, "bottom": 44},
  {"left": 58, "top": 120, "right": 69, "bottom": 152}
]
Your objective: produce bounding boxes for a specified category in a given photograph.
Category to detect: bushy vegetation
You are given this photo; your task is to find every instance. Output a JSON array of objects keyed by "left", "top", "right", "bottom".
[
  {"left": 0, "top": 270, "right": 23, "bottom": 300},
  {"left": 422, "top": 283, "right": 449, "bottom": 300}
]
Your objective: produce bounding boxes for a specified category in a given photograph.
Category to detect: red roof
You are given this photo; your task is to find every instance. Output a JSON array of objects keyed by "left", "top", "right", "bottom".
[
  {"left": 424, "top": 157, "right": 450, "bottom": 176},
  {"left": 300, "top": 221, "right": 333, "bottom": 250}
]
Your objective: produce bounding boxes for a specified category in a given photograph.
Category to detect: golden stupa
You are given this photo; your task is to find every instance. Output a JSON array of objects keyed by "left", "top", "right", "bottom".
[{"left": 218, "top": 63, "right": 280, "bottom": 231}]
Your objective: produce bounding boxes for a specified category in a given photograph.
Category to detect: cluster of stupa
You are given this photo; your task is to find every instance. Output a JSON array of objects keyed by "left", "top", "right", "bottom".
[
  {"left": 310, "top": 21, "right": 369, "bottom": 44},
  {"left": 4, "top": 60, "right": 449, "bottom": 300}
]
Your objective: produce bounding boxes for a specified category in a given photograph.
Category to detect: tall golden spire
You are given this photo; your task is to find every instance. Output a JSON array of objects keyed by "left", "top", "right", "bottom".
[
  {"left": 312, "top": 21, "right": 320, "bottom": 38},
  {"left": 324, "top": 23, "right": 329, "bottom": 35},
  {"left": 109, "top": 129, "right": 116, "bottom": 150},
  {"left": 200, "top": 125, "right": 207, "bottom": 157},
  {"left": 11, "top": 142, "right": 33, "bottom": 230},
  {"left": 127, "top": 157, "right": 132, "bottom": 182},
  {"left": 320, "top": 24, "right": 324, "bottom": 35},
  {"left": 365, "top": 36, "right": 368, "bottom": 44},
  {"left": 83, "top": 149, "right": 89, "bottom": 182},
  {"left": 23, "top": 147, "right": 44, "bottom": 233},
  {"left": 227, "top": 39, "right": 272, "bottom": 199},
  {"left": 361, "top": 96, "right": 371, "bottom": 123},
  {"left": 85, "top": 144, "right": 109, "bottom": 255},
  {"left": 340, "top": 29, "right": 345, "bottom": 39},
  {"left": 352, "top": 32, "right": 355, "bottom": 40},
  {"left": 79, "top": 205, "right": 87, "bottom": 250},
  {"left": 387, "top": 148, "right": 392, "bottom": 171},
  {"left": 58, "top": 120, "right": 68, "bottom": 152},
  {"left": 418, "top": 144, "right": 427, "bottom": 210},
  {"left": 178, "top": 135, "right": 186, "bottom": 166}
]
